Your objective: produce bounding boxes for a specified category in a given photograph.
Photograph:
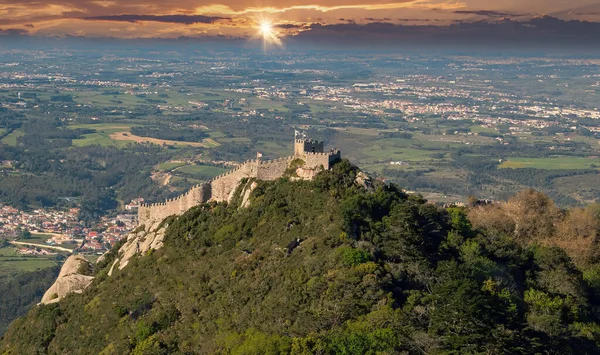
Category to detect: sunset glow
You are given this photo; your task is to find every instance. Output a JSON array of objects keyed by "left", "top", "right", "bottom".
[
  {"left": 1, "top": 0, "right": 600, "bottom": 41},
  {"left": 257, "top": 19, "right": 282, "bottom": 48}
]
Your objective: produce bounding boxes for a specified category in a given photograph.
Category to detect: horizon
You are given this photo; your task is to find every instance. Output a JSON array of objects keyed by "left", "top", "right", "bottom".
[{"left": 2, "top": 0, "right": 600, "bottom": 52}]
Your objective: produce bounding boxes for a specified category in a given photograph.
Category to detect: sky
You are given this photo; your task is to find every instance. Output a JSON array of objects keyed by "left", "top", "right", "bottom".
[{"left": 2, "top": 0, "right": 600, "bottom": 48}]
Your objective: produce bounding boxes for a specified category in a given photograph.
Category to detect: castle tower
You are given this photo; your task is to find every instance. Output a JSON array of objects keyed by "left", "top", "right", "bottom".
[{"left": 294, "top": 138, "right": 324, "bottom": 157}]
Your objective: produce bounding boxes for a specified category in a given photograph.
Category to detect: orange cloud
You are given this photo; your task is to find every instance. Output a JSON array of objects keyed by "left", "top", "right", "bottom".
[
  {"left": 193, "top": 1, "right": 466, "bottom": 15},
  {"left": 0, "top": 0, "right": 599, "bottom": 39}
]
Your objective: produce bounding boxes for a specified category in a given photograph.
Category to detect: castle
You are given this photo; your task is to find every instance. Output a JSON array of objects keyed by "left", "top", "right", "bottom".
[{"left": 138, "top": 138, "right": 341, "bottom": 228}]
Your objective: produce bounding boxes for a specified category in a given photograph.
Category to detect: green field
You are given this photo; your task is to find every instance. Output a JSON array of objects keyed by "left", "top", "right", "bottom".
[
  {"left": 0, "top": 246, "right": 57, "bottom": 275},
  {"left": 1, "top": 130, "right": 24, "bottom": 146},
  {"left": 470, "top": 125, "right": 499, "bottom": 134},
  {"left": 158, "top": 162, "right": 187, "bottom": 171},
  {"left": 175, "top": 165, "right": 230, "bottom": 178},
  {"left": 69, "top": 123, "right": 219, "bottom": 148},
  {"left": 500, "top": 157, "right": 600, "bottom": 170},
  {"left": 69, "top": 124, "right": 132, "bottom": 148}
]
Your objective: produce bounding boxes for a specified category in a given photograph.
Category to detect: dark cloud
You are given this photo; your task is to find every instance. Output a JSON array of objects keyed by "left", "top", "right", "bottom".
[
  {"left": 365, "top": 18, "right": 392, "bottom": 21},
  {"left": 24, "top": 24, "right": 35, "bottom": 28},
  {"left": 83, "top": 14, "right": 228, "bottom": 24},
  {"left": 275, "top": 24, "right": 307, "bottom": 29},
  {"left": 0, "top": 29, "right": 29, "bottom": 36},
  {"left": 290, "top": 16, "right": 600, "bottom": 51},
  {"left": 453, "top": 10, "right": 528, "bottom": 17},
  {"left": 397, "top": 18, "right": 431, "bottom": 22}
]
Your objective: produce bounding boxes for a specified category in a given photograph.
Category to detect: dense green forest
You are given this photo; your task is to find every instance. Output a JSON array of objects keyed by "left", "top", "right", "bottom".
[
  {"left": 0, "top": 267, "right": 59, "bottom": 335},
  {"left": 3, "top": 161, "right": 600, "bottom": 354}
]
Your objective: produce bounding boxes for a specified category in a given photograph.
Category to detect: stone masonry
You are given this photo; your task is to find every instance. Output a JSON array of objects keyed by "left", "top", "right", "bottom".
[{"left": 138, "top": 138, "right": 341, "bottom": 229}]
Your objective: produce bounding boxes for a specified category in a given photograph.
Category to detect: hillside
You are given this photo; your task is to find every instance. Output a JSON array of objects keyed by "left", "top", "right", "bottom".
[
  {"left": 0, "top": 267, "right": 59, "bottom": 336},
  {"left": 3, "top": 160, "right": 600, "bottom": 354}
]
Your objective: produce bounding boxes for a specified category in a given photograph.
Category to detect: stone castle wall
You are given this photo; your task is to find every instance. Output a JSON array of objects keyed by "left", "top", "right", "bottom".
[
  {"left": 210, "top": 159, "right": 257, "bottom": 202},
  {"left": 138, "top": 157, "right": 299, "bottom": 228},
  {"left": 257, "top": 156, "right": 296, "bottom": 180},
  {"left": 138, "top": 183, "right": 211, "bottom": 227},
  {"left": 138, "top": 142, "right": 341, "bottom": 229},
  {"left": 294, "top": 139, "right": 324, "bottom": 156},
  {"left": 303, "top": 150, "right": 341, "bottom": 170}
]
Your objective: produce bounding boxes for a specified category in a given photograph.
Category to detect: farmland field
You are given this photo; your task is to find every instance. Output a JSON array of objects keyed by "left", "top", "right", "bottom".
[
  {"left": 500, "top": 157, "right": 600, "bottom": 170},
  {"left": 174, "top": 165, "right": 230, "bottom": 178},
  {"left": 0, "top": 246, "right": 57, "bottom": 275}
]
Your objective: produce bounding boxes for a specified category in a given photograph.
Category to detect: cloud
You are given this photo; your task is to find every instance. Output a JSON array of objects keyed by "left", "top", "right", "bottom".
[
  {"left": 275, "top": 23, "right": 308, "bottom": 29},
  {"left": 0, "top": 0, "right": 600, "bottom": 45},
  {"left": 289, "top": 16, "right": 600, "bottom": 50},
  {"left": 192, "top": 1, "right": 466, "bottom": 15},
  {"left": 0, "top": 28, "right": 29, "bottom": 36},
  {"left": 398, "top": 18, "right": 431, "bottom": 21},
  {"left": 453, "top": 10, "right": 529, "bottom": 18},
  {"left": 83, "top": 14, "right": 229, "bottom": 24}
]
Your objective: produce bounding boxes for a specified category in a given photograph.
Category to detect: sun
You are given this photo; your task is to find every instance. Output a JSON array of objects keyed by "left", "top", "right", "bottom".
[
  {"left": 256, "top": 19, "right": 282, "bottom": 49},
  {"left": 260, "top": 21, "right": 273, "bottom": 38}
]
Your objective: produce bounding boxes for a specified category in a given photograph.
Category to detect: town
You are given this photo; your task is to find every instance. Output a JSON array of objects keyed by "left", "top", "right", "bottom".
[{"left": 0, "top": 202, "right": 139, "bottom": 256}]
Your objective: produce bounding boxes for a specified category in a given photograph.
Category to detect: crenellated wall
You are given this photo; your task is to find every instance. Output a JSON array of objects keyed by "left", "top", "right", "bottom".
[
  {"left": 256, "top": 156, "right": 296, "bottom": 180},
  {"left": 138, "top": 143, "right": 342, "bottom": 229},
  {"left": 210, "top": 159, "right": 257, "bottom": 202},
  {"left": 294, "top": 139, "right": 324, "bottom": 156},
  {"left": 303, "top": 149, "right": 341, "bottom": 170},
  {"left": 138, "top": 183, "right": 212, "bottom": 228}
]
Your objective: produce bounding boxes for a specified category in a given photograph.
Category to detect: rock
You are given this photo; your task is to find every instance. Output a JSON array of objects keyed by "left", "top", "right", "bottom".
[
  {"left": 295, "top": 167, "right": 321, "bottom": 180},
  {"left": 96, "top": 251, "right": 108, "bottom": 265},
  {"left": 355, "top": 172, "right": 372, "bottom": 190},
  {"left": 41, "top": 255, "right": 95, "bottom": 304},
  {"left": 108, "top": 225, "right": 168, "bottom": 276},
  {"left": 240, "top": 181, "right": 258, "bottom": 208}
]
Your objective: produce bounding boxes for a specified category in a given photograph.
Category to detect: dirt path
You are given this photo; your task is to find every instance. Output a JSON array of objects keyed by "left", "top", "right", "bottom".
[
  {"left": 162, "top": 173, "right": 172, "bottom": 186},
  {"left": 110, "top": 132, "right": 219, "bottom": 148},
  {"left": 11, "top": 241, "right": 73, "bottom": 253}
]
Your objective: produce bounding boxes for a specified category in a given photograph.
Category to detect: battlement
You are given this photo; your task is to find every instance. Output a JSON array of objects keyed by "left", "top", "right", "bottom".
[
  {"left": 294, "top": 138, "right": 324, "bottom": 156},
  {"left": 138, "top": 137, "right": 341, "bottom": 229}
]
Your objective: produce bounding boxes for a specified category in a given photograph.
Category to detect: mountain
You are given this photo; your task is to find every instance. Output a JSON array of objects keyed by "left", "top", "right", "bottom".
[{"left": 2, "top": 160, "right": 600, "bottom": 354}]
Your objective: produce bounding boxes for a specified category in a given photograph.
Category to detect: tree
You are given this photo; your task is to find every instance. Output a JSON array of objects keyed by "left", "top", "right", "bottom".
[
  {"left": 504, "top": 189, "right": 561, "bottom": 244},
  {"left": 18, "top": 228, "right": 32, "bottom": 240}
]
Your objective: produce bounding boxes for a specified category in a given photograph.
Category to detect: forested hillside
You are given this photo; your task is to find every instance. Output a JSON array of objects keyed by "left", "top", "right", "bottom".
[
  {"left": 0, "top": 267, "right": 59, "bottom": 335},
  {"left": 3, "top": 161, "right": 600, "bottom": 354}
]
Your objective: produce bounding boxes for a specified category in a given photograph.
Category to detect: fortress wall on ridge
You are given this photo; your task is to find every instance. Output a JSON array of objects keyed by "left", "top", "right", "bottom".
[
  {"left": 137, "top": 141, "right": 341, "bottom": 228},
  {"left": 256, "top": 156, "right": 295, "bottom": 180},
  {"left": 304, "top": 150, "right": 341, "bottom": 170},
  {"left": 138, "top": 183, "right": 211, "bottom": 228},
  {"left": 209, "top": 160, "right": 257, "bottom": 202}
]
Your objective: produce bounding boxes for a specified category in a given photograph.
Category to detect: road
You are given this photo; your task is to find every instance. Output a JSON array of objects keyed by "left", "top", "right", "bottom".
[{"left": 10, "top": 241, "right": 74, "bottom": 253}]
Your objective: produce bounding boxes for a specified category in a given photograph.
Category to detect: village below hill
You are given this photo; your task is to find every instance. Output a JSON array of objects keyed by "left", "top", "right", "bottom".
[{"left": 0, "top": 203, "right": 138, "bottom": 260}]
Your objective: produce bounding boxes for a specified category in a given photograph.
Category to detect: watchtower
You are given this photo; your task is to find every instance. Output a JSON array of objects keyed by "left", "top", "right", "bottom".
[{"left": 294, "top": 139, "right": 324, "bottom": 157}]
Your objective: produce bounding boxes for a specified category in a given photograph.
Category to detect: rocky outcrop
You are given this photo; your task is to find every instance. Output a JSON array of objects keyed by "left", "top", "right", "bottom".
[
  {"left": 355, "top": 171, "right": 373, "bottom": 190},
  {"left": 41, "top": 255, "right": 95, "bottom": 304},
  {"left": 108, "top": 225, "right": 167, "bottom": 276},
  {"left": 240, "top": 181, "right": 258, "bottom": 208}
]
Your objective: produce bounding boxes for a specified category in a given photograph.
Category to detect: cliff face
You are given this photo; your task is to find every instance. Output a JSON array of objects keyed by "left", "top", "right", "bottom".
[
  {"left": 40, "top": 255, "right": 94, "bottom": 305},
  {"left": 108, "top": 224, "right": 168, "bottom": 275}
]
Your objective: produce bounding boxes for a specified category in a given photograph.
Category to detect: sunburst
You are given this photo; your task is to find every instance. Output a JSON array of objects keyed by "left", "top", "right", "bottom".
[{"left": 256, "top": 19, "right": 282, "bottom": 49}]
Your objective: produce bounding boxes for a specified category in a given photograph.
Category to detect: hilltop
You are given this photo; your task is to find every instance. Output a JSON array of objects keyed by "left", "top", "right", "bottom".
[{"left": 3, "top": 161, "right": 600, "bottom": 354}]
